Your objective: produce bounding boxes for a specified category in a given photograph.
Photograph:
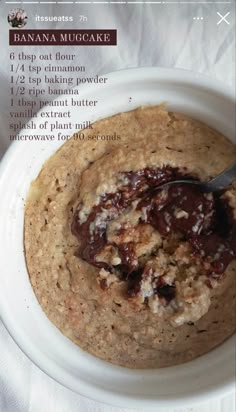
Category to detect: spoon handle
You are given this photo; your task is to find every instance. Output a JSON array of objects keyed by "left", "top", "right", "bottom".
[{"left": 206, "top": 162, "right": 236, "bottom": 192}]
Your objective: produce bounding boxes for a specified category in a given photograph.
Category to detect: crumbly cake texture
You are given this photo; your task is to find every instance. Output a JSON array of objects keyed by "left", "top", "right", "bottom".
[{"left": 24, "top": 106, "right": 236, "bottom": 368}]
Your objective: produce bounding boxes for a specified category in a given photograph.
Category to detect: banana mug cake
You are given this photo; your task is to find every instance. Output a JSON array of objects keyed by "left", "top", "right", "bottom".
[{"left": 24, "top": 105, "right": 236, "bottom": 368}]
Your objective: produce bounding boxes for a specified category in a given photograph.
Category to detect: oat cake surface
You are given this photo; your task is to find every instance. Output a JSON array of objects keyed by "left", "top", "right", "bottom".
[{"left": 24, "top": 106, "right": 236, "bottom": 368}]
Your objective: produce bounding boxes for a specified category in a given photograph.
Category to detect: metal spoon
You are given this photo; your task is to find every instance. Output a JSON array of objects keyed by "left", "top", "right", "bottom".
[{"left": 157, "top": 162, "right": 236, "bottom": 193}]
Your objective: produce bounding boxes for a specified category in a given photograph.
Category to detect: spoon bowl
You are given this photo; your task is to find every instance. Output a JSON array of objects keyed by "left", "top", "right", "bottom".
[{"left": 157, "top": 162, "right": 236, "bottom": 193}]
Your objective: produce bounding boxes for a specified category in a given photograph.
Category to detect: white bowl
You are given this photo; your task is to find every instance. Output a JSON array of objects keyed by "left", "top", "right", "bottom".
[{"left": 0, "top": 68, "right": 235, "bottom": 408}]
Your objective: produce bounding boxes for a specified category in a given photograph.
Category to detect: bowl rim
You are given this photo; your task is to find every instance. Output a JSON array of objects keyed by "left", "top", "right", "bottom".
[{"left": 0, "top": 66, "right": 235, "bottom": 408}]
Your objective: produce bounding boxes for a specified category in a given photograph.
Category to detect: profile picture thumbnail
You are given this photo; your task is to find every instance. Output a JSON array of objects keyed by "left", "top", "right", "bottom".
[{"left": 8, "top": 8, "right": 28, "bottom": 28}]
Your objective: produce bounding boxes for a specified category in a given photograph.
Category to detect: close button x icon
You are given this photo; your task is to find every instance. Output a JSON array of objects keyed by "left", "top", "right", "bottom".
[{"left": 217, "top": 12, "right": 230, "bottom": 25}]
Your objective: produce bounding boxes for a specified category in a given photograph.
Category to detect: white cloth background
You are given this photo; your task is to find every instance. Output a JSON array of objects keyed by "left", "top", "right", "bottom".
[{"left": 0, "top": 1, "right": 235, "bottom": 411}]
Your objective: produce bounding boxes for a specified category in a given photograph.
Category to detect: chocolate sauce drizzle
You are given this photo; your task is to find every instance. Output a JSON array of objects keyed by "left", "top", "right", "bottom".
[{"left": 72, "top": 167, "right": 236, "bottom": 301}]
